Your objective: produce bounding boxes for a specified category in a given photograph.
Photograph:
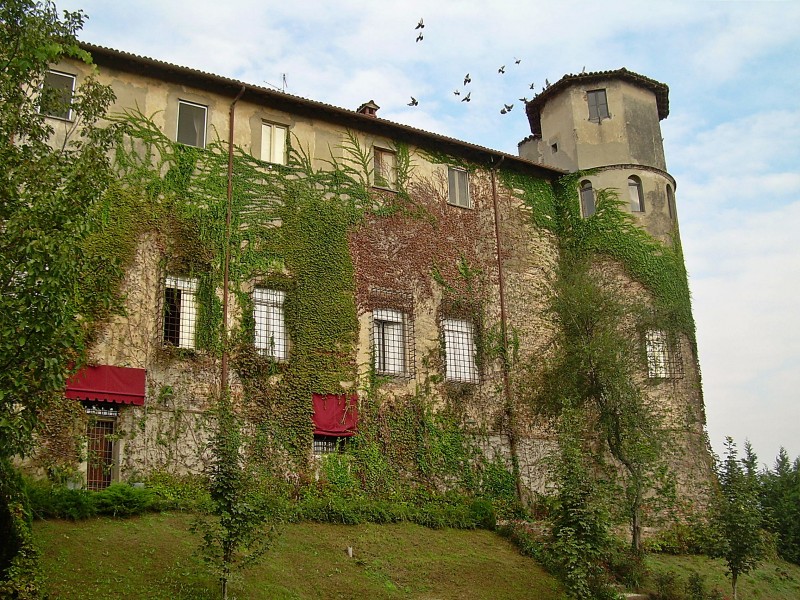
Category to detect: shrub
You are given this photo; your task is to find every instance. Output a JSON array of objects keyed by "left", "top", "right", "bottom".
[
  {"left": 92, "top": 483, "right": 156, "bottom": 517},
  {"left": 144, "top": 471, "right": 211, "bottom": 511},
  {"left": 25, "top": 479, "right": 94, "bottom": 520}
]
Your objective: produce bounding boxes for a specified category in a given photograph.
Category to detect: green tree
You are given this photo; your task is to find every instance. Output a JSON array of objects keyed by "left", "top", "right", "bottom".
[
  {"left": 530, "top": 250, "right": 669, "bottom": 553},
  {"left": 760, "top": 447, "right": 800, "bottom": 565},
  {"left": 712, "top": 437, "right": 764, "bottom": 600},
  {"left": 0, "top": 0, "right": 116, "bottom": 593}
]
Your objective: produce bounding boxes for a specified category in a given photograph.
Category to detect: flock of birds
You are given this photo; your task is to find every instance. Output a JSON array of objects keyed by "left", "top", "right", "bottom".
[{"left": 407, "top": 17, "right": 560, "bottom": 115}]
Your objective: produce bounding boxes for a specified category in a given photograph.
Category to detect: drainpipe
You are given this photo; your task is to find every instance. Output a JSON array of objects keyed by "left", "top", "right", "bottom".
[
  {"left": 221, "top": 86, "right": 246, "bottom": 397},
  {"left": 490, "top": 155, "right": 524, "bottom": 502}
]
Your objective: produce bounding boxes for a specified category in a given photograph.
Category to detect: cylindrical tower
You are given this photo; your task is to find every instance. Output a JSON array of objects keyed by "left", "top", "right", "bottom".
[{"left": 518, "top": 69, "right": 677, "bottom": 242}]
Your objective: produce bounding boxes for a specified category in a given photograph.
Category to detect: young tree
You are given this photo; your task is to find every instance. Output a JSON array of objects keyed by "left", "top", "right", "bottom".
[
  {"left": 529, "top": 251, "right": 668, "bottom": 553},
  {"left": 760, "top": 448, "right": 800, "bottom": 565},
  {"left": 0, "top": 0, "right": 116, "bottom": 592},
  {"left": 712, "top": 437, "right": 764, "bottom": 600}
]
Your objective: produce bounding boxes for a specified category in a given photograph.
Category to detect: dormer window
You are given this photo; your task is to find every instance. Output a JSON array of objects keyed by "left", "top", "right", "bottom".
[{"left": 587, "top": 89, "right": 609, "bottom": 121}]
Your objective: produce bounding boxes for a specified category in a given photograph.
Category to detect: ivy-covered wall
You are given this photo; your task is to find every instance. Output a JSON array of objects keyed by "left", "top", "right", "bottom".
[{"left": 29, "top": 52, "right": 712, "bottom": 506}]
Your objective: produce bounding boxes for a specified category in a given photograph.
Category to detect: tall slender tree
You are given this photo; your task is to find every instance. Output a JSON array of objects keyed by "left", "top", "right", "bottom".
[{"left": 0, "top": 1, "right": 116, "bottom": 593}]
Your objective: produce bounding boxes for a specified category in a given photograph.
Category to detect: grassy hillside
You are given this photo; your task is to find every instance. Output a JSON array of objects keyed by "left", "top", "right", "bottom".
[
  {"left": 34, "top": 513, "right": 564, "bottom": 599},
  {"left": 33, "top": 514, "right": 800, "bottom": 599}
]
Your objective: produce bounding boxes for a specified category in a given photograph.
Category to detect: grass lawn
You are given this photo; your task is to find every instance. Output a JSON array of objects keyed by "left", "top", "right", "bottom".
[
  {"left": 34, "top": 513, "right": 565, "bottom": 599},
  {"left": 645, "top": 553, "right": 800, "bottom": 600}
]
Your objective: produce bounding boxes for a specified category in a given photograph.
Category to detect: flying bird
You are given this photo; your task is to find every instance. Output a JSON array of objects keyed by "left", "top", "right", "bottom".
[
  {"left": 461, "top": 92, "right": 471, "bottom": 102},
  {"left": 504, "top": 103, "right": 514, "bottom": 112},
  {"left": 408, "top": 97, "right": 418, "bottom": 107},
  {"left": 529, "top": 82, "right": 535, "bottom": 90},
  {"left": 416, "top": 32, "right": 423, "bottom": 42},
  {"left": 500, "top": 108, "right": 507, "bottom": 115},
  {"left": 464, "top": 73, "right": 471, "bottom": 85},
  {"left": 498, "top": 65, "right": 505, "bottom": 74},
  {"left": 453, "top": 89, "right": 461, "bottom": 96},
  {"left": 514, "top": 57, "right": 521, "bottom": 65},
  {"left": 415, "top": 18, "right": 424, "bottom": 29},
  {"left": 519, "top": 96, "right": 529, "bottom": 103}
]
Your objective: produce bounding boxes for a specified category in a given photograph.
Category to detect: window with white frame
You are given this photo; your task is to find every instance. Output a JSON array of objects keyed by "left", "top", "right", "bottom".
[
  {"left": 253, "top": 288, "right": 287, "bottom": 360},
  {"left": 628, "top": 175, "right": 645, "bottom": 212},
  {"left": 40, "top": 70, "right": 76, "bottom": 120},
  {"left": 442, "top": 318, "right": 478, "bottom": 383},
  {"left": 261, "top": 122, "right": 288, "bottom": 165},
  {"left": 587, "top": 89, "right": 609, "bottom": 121},
  {"left": 177, "top": 100, "right": 207, "bottom": 148},
  {"left": 580, "top": 180, "right": 596, "bottom": 217},
  {"left": 645, "top": 329, "right": 683, "bottom": 379},
  {"left": 372, "top": 309, "right": 407, "bottom": 376},
  {"left": 373, "top": 147, "right": 397, "bottom": 190},
  {"left": 163, "top": 276, "right": 198, "bottom": 349},
  {"left": 447, "top": 167, "right": 470, "bottom": 208}
]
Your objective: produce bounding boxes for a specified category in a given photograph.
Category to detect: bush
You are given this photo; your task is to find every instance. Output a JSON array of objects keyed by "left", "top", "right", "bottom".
[
  {"left": 26, "top": 479, "right": 94, "bottom": 520},
  {"left": 144, "top": 471, "right": 211, "bottom": 511},
  {"left": 92, "top": 483, "right": 156, "bottom": 517}
]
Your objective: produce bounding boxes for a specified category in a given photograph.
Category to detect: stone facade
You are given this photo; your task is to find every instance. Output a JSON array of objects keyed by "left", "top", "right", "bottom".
[{"left": 36, "top": 46, "right": 712, "bottom": 502}]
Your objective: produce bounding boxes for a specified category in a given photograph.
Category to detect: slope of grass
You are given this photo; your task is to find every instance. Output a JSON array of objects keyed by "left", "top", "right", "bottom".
[
  {"left": 34, "top": 513, "right": 564, "bottom": 599},
  {"left": 645, "top": 553, "right": 800, "bottom": 600}
]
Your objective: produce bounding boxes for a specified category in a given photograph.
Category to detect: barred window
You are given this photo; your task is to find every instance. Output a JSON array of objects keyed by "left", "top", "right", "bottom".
[
  {"left": 645, "top": 329, "right": 684, "bottom": 379},
  {"left": 443, "top": 318, "right": 478, "bottom": 383},
  {"left": 373, "top": 309, "right": 407, "bottom": 376},
  {"left": 86, "top": 418, "right": 115, "bottom": 491},
  {"left": 253, "top": 288, "right": 287, "bottom": 360},
  {"left": 163, "top": 276, "right": 198, "bottom": 349},
  {"left": 313, "top": 435, "right": 342, "bottom": 456}
]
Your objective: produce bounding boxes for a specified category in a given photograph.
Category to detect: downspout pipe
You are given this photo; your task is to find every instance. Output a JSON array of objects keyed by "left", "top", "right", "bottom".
[
  {"left": 490, "top": 155, "right": 524, "bottom": 502},
  {"left": 221, "top": 85, "right": 246, "bottom": 396}
]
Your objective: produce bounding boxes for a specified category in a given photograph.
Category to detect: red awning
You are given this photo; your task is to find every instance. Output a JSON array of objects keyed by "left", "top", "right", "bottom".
[
  {"left": 312, "top": 393, "right": 358, "bottom": 437},
  {"left": 65, "top": 365, "right": 146, "bottom": 406}
]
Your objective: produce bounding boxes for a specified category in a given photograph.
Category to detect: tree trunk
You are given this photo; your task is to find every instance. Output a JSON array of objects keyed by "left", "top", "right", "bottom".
[{"left": 732, "top": 572, "right": 738, "bottom": 600}]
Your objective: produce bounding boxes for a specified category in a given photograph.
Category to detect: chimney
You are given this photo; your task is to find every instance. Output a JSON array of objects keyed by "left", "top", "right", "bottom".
[{"left": 356, "top": 100, "right": 380, "bottom": 118}]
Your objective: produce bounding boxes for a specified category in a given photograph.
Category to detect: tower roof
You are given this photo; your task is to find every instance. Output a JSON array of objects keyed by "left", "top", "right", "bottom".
[{"left": 525, "top": 68, "right": 669, "bottom": 136}]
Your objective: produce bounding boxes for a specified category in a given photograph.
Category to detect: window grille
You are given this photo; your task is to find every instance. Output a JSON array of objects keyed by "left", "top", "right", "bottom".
[
  {"left": 177, "top": 100, "right": 207, "bottom": 148},
  {"left": 163, "top": 275, "right": 198, "bottom": 349},
  {"left": 587, "top": 89, "right": 609, "bottom": 121},
  {"left": 313, "top": 435, "right": 340, "bottom": 456},
  {"left": 253, "top": 288, "right": 287, "bottom": 360},
  {"left": 369, "top": 288, "right": 415, "bottom": 378},
  {"left": 447, "top": 167, "right": 471, "bottom": 208},
  {"left": 442, "top": 318, "right": 478, "bottom": 383},
  {"left": 645, "top": 329, "right": 684, "bottom": 379},
  {"left": 86, "top": 419, "right": 115, "bottom": 491}
]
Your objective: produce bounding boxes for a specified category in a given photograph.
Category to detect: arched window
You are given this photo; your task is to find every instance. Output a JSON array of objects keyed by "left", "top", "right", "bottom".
[
  {"left": 579, "top": 180, "right": 595, "bottom": 217},
  {"left": 666, "top": 185, "right": 676, "bottom": 219},
  {"left": 628, "top": 176, "right": 644, "bottom": 212}
]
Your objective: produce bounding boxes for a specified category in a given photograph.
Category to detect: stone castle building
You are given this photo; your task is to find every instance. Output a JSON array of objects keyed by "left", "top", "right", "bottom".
[{"left": 36, "top": 43, "right": 711, "bottom": 501}]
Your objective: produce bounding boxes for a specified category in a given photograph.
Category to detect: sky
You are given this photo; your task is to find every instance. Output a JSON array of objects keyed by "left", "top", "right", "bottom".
[{"left": 57, "top": 0, "right": 800, "bottom": 467}]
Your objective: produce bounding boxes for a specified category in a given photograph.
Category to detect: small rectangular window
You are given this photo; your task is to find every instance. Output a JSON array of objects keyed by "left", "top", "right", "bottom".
[
  {"left": 313, "top": 435, "right": 343, "bottom": 456},
  {"left": 163, "top": 275, "right": 198, "bottom": 349},
  {"left": 177, "top": 100, "right": 207, "bottom": 148},
  {"left": 373, "top": 309, "right": 407, "bottom": 376},
  {"left": 253, "top": 288, "right": 287, "bottom": 360},
  {"left": 40, "top": 70, "right": 76, "bottom": 120},
  {"left": 261, "top": 122, "right": 288, "bottom": 165},
  {"left": 374, "top": 147, "right": 397, "bottom": 190},
  {"left": 645, "top": 329, "right": 684, "bottom": 379},
  {"left": 443, "top": 318, "right": 478, "bottom": 383},
  {"left": 580, "top": 181, "right": 596, "bottom": 217},
  {"left": 447, "top": 167, "right": 470, "bottom": 208},
  {"left": 628, "top": 176, "right": 645, "bottom": 212},
  {"left": 587, "top": 89, "right": 609, "bottom": 121}
]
